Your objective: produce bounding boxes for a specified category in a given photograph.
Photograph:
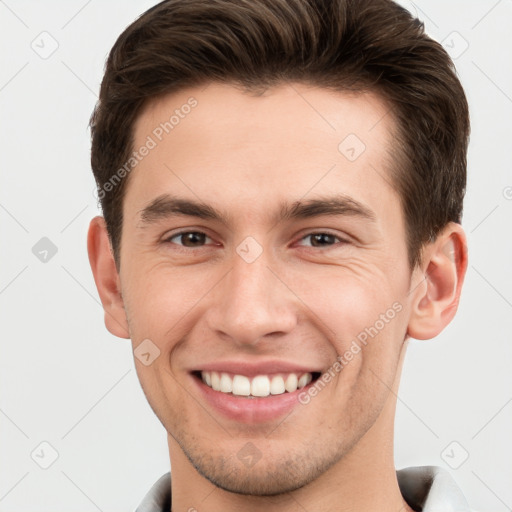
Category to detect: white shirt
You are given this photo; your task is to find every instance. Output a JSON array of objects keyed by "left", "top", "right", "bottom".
[{"left": 135, "top": 466, "right": 475, "bottom": 511}]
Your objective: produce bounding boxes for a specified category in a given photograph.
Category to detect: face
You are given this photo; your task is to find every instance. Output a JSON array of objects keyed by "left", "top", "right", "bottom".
[{"left": 116, "top": 83, "right": 416, "bottom": 494}]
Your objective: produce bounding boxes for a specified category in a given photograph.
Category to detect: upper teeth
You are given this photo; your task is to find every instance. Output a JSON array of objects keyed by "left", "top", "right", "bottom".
[{"left": 201, "top": 371, "right": 313, "bottom": 397}]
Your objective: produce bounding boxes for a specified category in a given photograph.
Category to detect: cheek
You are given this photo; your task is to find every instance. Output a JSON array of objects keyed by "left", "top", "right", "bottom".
[
  {"left": 121, "top": 260, "right": 212, "bottom": 340},
  {"left": 122, "top": 263, "right": 196, "bottom": 414},
  {"left": 294, "top": 266, "right": 409, "bottom": 383},
  {"left": 298, "top": 267, "right": 403, "bottom": 335}
]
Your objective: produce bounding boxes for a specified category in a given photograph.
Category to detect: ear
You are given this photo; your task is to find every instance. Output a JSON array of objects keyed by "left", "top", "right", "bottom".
[
  {"left": 87, "top": 216, "right": 130, "bottom": 339},
  {"left": 407, "top": 222, "right": 468, "bottom": 340}
]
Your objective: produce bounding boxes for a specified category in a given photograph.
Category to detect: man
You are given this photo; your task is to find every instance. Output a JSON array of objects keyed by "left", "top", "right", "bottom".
[{"left": 87, "top": 0, "right": 473, "bottom": 510}]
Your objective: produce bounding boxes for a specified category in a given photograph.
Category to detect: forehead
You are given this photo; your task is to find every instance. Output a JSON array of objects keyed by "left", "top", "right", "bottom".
[
  {"left": 135, "top": 82, "right": 394, "bottom": 153},
  {"left": 127, "top": 82, "right": 400, "bottom": 225}
]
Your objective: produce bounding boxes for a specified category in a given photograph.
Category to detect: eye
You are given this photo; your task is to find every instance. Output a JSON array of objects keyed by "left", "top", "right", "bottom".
[
  {"left": 297, "top": 232, "right": 347, "bottom": 248},
  {"left": 165, "top": 231, "right": 214, "bottom": 247}
]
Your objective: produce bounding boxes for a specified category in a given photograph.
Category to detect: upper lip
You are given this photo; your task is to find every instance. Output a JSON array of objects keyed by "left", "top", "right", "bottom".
[{"left": 193, "top": 359, "right": 323, "bottom": 378}]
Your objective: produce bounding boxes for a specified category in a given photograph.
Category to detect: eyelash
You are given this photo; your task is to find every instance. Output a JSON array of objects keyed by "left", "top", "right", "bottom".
[{"left": 163, "top": 230, "right": 349, "bottom": 250}]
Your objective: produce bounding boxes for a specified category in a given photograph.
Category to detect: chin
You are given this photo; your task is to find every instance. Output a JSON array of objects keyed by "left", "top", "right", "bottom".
[
  {"left": 199, "top": 464, "right": 314, "bottom": 496},
  {"left": 183, "top": 442, "right": 344, "bottom": 497}
]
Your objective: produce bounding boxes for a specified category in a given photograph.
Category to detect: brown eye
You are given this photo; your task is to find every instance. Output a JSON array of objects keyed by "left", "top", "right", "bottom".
[
  {"left": 299, "top": 233, "right": 341, "bottom": 247},
  {"left": 299, "top": 231, "right": 349, "bottom": 249},
  {"left": 167, "top": 231, "right": 211, "bottom": 247},
  {"left": 310, "top": 233, "right": 337, "bottom": 247}
]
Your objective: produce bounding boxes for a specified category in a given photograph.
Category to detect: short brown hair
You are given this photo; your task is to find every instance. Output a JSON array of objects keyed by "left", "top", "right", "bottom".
[{"left": 90, "top": 0, "right": 470, "bottom": 268}]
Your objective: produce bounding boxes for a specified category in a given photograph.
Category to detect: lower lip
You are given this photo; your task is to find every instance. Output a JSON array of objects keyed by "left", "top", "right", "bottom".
[{"left": 191, "top": 374, "right": 316, "bottom": 424}]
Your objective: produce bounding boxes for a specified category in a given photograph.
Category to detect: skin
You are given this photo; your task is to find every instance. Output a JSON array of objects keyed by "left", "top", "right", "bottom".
[{"left": 88, "top": 82, "right": 467, "bottom": 512}]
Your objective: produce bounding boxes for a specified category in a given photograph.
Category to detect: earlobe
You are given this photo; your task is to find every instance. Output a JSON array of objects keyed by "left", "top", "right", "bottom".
[
  {"left": 407, "top": 223, "right": 468, "bottom": 340},
  {"left": 87, "top": 216, "right": 131, "bottom": 339}
]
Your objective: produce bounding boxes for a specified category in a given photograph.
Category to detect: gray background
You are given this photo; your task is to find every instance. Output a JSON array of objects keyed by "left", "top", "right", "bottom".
[{"left": 1, "top": 1, "right": 511, "bottom": 510}]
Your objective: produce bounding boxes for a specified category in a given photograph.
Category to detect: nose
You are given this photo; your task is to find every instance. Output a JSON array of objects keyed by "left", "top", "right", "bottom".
[{"left": 204, "top": 249, "right": 297, "bottom": 346}]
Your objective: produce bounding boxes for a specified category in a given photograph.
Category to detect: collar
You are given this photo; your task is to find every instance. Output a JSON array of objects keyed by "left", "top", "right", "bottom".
[
  {"left": 397, "top": 466, "right": 472, "bottom": 511},
  {"left": 136, "top": 466, "right": 472, "bottom": 512}
]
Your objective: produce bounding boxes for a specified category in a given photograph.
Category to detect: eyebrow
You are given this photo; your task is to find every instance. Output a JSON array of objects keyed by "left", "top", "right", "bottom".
[{"left": 138, "top": 193, "right": 376, "bottom": 227}]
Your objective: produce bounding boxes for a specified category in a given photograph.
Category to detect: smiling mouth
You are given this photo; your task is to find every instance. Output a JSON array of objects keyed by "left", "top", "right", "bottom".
[{"left": 192, "top": 371, "right": 322, "bottom": 398}]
